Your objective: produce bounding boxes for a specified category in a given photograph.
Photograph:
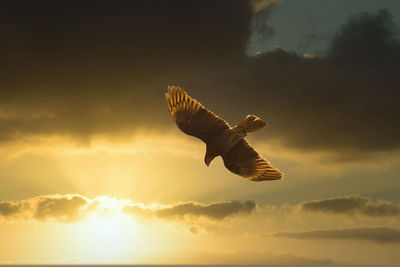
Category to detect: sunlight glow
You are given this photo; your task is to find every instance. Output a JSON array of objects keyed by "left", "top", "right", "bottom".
[{"left": 73, "top": 197, "right": 142, "bottom": 262}]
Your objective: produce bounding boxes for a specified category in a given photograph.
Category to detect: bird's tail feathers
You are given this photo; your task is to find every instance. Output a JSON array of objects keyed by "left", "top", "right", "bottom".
[{"left": 237, "top": 115, "right": 267, "bottom": 133}]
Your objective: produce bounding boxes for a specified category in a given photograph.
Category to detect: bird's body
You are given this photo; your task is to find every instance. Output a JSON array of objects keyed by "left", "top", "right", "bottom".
[
  {"left": 206, "top": 126, "right": 246, "bottom": 161},
  {"left": 165, "top": 86, "right": 283, "bottom": 181},
  {"left": 207, "top": 128, "right": 239, "bottom": 157}
]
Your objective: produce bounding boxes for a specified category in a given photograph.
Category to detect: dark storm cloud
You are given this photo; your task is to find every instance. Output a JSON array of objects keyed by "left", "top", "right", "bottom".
[
  {"left": 123, "top": 200, "right": 256, "bottom": 220},
  {"left": 328, "top": 9, "right": 400, "bottom": 65},
  {"left": 248, "top": 0, "right": 280, "bottom": 49},
  {"left": 274, "top": 227, "right": 400, "bottom": 244},
  {"left": 0, "top": 2, "right": 399, "bottom": 158},
  {"left": 0, "top": 194, "right": 88, "bottom": 222},
  {"left": 244, "top": 9, "right": 400, "bottom": 158},
  {"left": 0, "top": 0, "right": 253, "bottom": 141},
  {"left": 300, "top": 195, "right": 400, "bottom": 217}
]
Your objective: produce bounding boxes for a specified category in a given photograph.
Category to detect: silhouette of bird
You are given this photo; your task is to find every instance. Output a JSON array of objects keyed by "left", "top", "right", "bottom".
[{"left": 165, "top": 86, "right": 283, "bottom": 181}]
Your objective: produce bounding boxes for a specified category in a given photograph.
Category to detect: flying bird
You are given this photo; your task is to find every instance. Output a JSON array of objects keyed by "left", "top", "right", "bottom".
[{"left": 165, "top": 86, "right": 283, "bottom": 181}]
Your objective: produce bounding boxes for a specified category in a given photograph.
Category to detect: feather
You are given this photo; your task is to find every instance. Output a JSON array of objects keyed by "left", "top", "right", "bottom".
[
  {"left": 165, "top": 86, "right": 230, "bottom": 143},
  {"left": 222, "top": 139, "right": 284, "bottom": 181}
]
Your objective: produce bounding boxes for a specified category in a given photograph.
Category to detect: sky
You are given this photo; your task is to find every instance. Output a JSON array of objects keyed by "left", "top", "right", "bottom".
[{"left": 0, "top": 0, "right": 400, "bottom": 265}]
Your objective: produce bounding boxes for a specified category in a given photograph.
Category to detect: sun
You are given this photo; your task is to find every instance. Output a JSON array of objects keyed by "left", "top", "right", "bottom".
[{"left": 73, "top": 198, "right": 143, "bottom": 262}]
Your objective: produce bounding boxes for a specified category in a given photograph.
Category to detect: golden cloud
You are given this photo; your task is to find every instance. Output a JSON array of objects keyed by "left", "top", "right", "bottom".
[
  {"left": 123, "top": 200, "right": 256, "bottom": 221},
  {"left": 0, "top": 194, "right": 89, "bottom": 222},
  {"left": 0, "top": 194, "right": 256, "bottom": 223},
  {"left": 300, "top": 195, "right": 400, "bottom": 217}
]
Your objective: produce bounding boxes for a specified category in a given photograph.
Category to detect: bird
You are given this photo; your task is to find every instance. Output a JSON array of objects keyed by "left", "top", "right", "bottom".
[{"left": 165, "top": 86, "right": 283, "bottom": 181}]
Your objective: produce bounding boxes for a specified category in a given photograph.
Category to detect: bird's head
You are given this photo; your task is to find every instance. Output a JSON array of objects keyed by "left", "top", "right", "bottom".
[{"left": 204, "top": 154, "right": 215, "bottom": 167}]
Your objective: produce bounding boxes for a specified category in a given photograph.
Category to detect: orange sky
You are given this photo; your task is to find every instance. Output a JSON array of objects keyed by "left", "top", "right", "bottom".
[{"left": 1, "top": 0, "right": 400, "bottom": 265}]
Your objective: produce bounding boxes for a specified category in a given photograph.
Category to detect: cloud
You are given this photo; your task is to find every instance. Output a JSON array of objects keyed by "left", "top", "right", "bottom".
[
  {"left": 123, "top": 200, "right": 256, "bottom": 221},
  {"left": 122, "top": 204, "right": 154, "bottom": 219},
  {"left": 33, "top": 195, "right": 88, "bottom": 222},
  {"left": 251, "top": 0, "right": 281, "bottom": 13},
  {"left": 0, "top": 0, "right": 253, "bottom": 143},
  {"left": 0, "top": 201, "right": 22, "bottom": 217},
  {"left": 211, "top": 6, "right": 399, "bottom": 160},
  {"left": 0, "top": 4, "right": 399, "bottom": 160},
  {"left": 245, "top": 10, "right": 400, "bottom": 158},
  {"left": 274, "top": 227, "right": 400, "bottom": 244},
  {"left": 0, "top": 194, "right": 89, "bottom": 222},
  {"left": 1, "top": 194, "right": 256, "bottom": 223},
  {"left": 248, "top": 1, "right": 280, "bottom": 52},
  {"left": 242, "top": 9, "right": 400, "bottom": 160},
  {"left": 300, "top": 195, "right": 400, "bottom": 217},
  {"left": 328, "top": 9, "right": 400, "bottom": 65},
  {"left": 156, "top": 200, "right": 256, "bottom": 220}
]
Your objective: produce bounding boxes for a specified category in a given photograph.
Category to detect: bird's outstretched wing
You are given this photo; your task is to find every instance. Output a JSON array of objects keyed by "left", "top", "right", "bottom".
[
  {"left": 222, "top": 138, "right": 284, "bottom": 181},
  {"left": 166, "top": 86, "right": 230, "bottom": 143}
]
